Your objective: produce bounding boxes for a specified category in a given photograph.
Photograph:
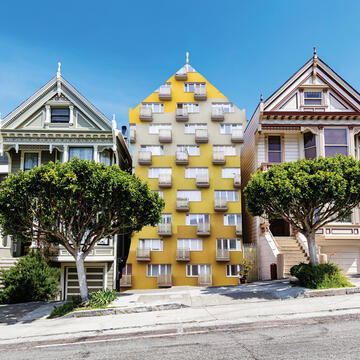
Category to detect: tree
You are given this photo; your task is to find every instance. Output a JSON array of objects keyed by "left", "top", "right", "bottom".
[
  {"left": 0, "top": 159, "right": 164, "bottom": 301},
  {"left": 244, "top": 155, "right": 360, "bottom": 265}
]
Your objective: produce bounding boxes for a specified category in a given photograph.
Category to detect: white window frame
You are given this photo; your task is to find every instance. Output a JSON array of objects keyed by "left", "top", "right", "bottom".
[
  {"left": 184, "top": 82, "right": 206, "bottom": 93},
  {"left": 219, "top": 124, "right": 242, "bottom": 134},
  {"left": 160, "top": 214, "right": 172, "bottom": 224},
  {"left": 176, "top": 145, "right": 200, "bottom": 156},
  {"left": 303, "top": 91, "right": 323, "bottom": 106},
  {"left": 324, "top": 128, "right": 348, "bottom": 157},
  {"left": 140, "top": 145, "right": 164, "bottom": 156},
  {"left": 21, "top": 151, "right": 41, "bottom": 171},
  {"left": 148, "top": 124, "right": 172, "bottom": 134},
  {"left": 147, "top": 264, "right": 172, "bottom": 277},
  {"left": 177, "top": 103, "right": 200, "bottom": 113},
  {"left": 214, "top": 190, "right": 239, "bottom": 202},
  {"left": 177, "top": 238, "right": 203, "bottom": 251},
  {"left": 186, "top": 264, "right": 211, "bottom": 277},
  {"left": 185, "top": 214, "right": 210, "bottom": 226},
  {"left": 148, "top": 167, "right": 172, "bottom": 179},
  {"left": 212, "top": 102, "right": 234, "bottom": 113},
  {"left": 226, "top": 264, "right": 241, "bottom": 277},
  {"left": 142, "top": 103, "right": 164, "bottom": 113},
  {"left": 217, "top": 238, "right": 242, "bottom": 251},
  {"left": 185, "top": 167, "right": 208, "bottom": 179},
  {"left": 177, "top": 190, "right": 202, "bottom": 202},
  {"left": 213, "top": 145, "right": 236, "bottom": 156},
  {"left": 138, "top": 239, "right": 163, "bottom": 251},
  {"left": 224, "top": 214, "right": 242, "bottom": 226},
  {"left": 184, "top": 123, "right": 207, "bottom": 134},
  {"left": 222, "top": 168, "right": 240, "bottom": 179}
]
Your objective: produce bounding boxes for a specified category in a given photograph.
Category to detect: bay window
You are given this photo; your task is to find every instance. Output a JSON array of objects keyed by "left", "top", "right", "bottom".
[{"left": 69, "top": 147, "right": 93, "bottom": 161}]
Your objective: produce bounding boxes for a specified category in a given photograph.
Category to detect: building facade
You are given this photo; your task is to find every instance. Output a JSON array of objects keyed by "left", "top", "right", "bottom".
[
  {"left": 126, "top": 55, "right": 246, "bottom": 289},
  {"left": 241, "top": 49, "right": 360, "bottom": 280},
  {"left": 0, "top": 64, "right": 131, "bottom": 299}
]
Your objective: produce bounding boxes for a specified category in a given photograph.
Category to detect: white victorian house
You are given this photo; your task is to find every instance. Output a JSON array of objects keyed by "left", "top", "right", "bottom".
[{"left": 0, "top": 64, "right": 132, "bottom": 299}]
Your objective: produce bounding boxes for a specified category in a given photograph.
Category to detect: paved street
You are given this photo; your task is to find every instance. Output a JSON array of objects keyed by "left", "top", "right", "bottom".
[{"left": 2, "top": 315, "right": 360, "bottom": 359}]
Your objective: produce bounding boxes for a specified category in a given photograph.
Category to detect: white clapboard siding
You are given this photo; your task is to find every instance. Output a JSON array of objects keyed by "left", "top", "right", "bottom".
[
  {"left": 284, "top": 134, "right": 300, "bottom": 162},
  {"left": 321, "top": 246, "right": 359, "bottom": 274},
  {"left": 257, "top": 135, "right": 266, "bottom": 168}
]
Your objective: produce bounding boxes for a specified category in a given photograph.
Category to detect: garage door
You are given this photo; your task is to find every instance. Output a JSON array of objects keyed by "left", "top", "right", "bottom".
[
  {"left": 321, "top": 246, "right": 360, "bottom": 274},
  {"left": 65, "top": 266, "right": 105, "bottom": 300}
]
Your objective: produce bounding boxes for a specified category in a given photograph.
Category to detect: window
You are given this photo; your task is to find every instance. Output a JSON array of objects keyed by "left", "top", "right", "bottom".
[
  {"left": 324, "top": 129, "right": 348, "bottom": 157},
  {"left": 51, "top": 108, "right": 70, "bottom": 123},
  {"left": 215, "top": 191, "right": 239, "bottom": 202},
  {"left": 212, "top": 103, "right": 234, "bottom": 113},
  {"left": 220, "top": 124, "right": 242, "bottom": 134},
  {"left": 330, "top": 211, "right": 352, "bottom": 223},
  {"left": 213, "top": 145, "right": 236, "bottom": 156},
  {"left": 177, "top": 103, "right": 199, "bottom": 113},
  {"left": 184, "top": 83, "right": 206, "bottom": 93},
  {"left": 122, "top": 264, "right": 132, "bottom": 275},
  {"left": 226, "top": 264, "right": 241, "bottom": 277},
  {"left": 147, "top": 264, "right": 172, "bottom": 277},
  {"left": 217, "top": 238, "right": 241, "bottom": 251},
  {"left": 100, "top": 150, "right": 112, "bottom": 166},
  {"left": 149, "top": 124, "right": 172, "bottom": 134},
  {"left": 186, "top": 264, "right": 211, "bottom": 277},
  {"left": 304, "top": 132, "right": 317, "bottom": 160},
  {"left": 69, "top": 147, "right": 93, "bottom": 161},
  {"left": 139, "top": 239, "right": 163, "bottom": 251},
  {"left": 222, "top": 168, "right": 240, "bottom": 179},
  {"left": 224, "top": 214, "right": 242, "bottom": 226},
  {"left": 186, "top": 214, "right": 210, "bottom": 225},
  {"left": 184, "top": 123, "right": 207, "bottom": 134},
  {"left": 185, "top": 167, "right": 208, "bottom": 178},
  {"left": 268, "top": 136, "right": 281, "bottom": 163},
  {"left": 177, "top": 190, "right": 202, "bottom": 202},
  {"left": 153, "top": 190, "right": 164, "bottom": 198},
  {"left": 24, "top": 153, "right": 39, "bottom": 171},
  {"left": 177, "top": 145, "right": 200, "bottom": 156},
  {"left": 0, "top": 154, "right": 8, "bottom": 165},
  {"left": 141, "top": 145, "right": 164, "bottom": 155},
  {"left": 142, "top": 103, "right": 164, "bottom": 113},
  {"left": 177, "top": 239, "right": 203, "bottom": 251},
  {"left": 160, "top": 214, "right": 172, "bottom": 224},
  {"left": 148, "top": 167, "right": 172, "bottom": 178},
  {"left": 304, "top": 91, "right": 322, "bottom": 106}
]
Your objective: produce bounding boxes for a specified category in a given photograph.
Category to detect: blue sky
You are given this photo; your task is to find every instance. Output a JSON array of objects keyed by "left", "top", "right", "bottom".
[{"left": 1, "top": 0, "right": 360, "bottom": 128}]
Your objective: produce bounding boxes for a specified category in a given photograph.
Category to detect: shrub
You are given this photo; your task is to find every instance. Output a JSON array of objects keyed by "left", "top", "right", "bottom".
[
  {"left": 48, "top": 302, "right": 77, "bottom": 318},
  {"left": 89, "top": 289, "right": 117, "bottom": 308},
  {"left": 290, "top": 262, "right": 353, "bottom": 289},
  {"left": 0, "top": 251, "right": 60, "bottom": 304}
]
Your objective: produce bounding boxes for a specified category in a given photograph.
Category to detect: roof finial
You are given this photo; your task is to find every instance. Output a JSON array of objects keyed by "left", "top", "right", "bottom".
[
  {"left": 186, "top": 51, "right": 189, "bottom": 64},
  {"left": 313, "top": 46, "right": 317, "bottom": 59},
  {"left": 260, "top": 93, "right": 263, "bottom": 102},
  {"left": 57, "top": 62, "right": 61, "bottom": 78}
]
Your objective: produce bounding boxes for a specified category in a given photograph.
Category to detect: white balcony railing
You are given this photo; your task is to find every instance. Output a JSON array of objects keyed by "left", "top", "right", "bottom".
[
  {"left": 139, "top": 107, "right": 152, "bottom": 121},
  {"left": 175, "top": 71, "right": 188, "bottom": 81},
  {"left": 236, "top": 223, "right": 243, "bottom": 236},
  {"left": 159, "top": 129, "right": 172, "bottom": 143},
  {"left": 157, "top": 273, "right": 172, "bottom": 288},
  {"left": 231, "top": 129, "right": 244, "bottom": 143},
  {"left": 158, "top": 223, "right": 172, "bottom": 236},
  {"left": 176, "top": 108, "right": 189, "bottom": 122},
  {"left": 176, "top": 197, "right": 190, "bottom": 211},
  {"left": 158, "top": 86, "right": 172, "bottom": 100},
  {"left": 136, "top": 248, "right": 151, "bottom": 261},
  {"left": 234, "top": 174, "right": 241, "bottom": 188},
  {"left": 138, "top": 151, "right": 152, "bottom": 165},
  {"left": 158, "top": 173, "right": 172, "bottom": 188},
  {"left": 195, "top": 129, "right": 208, "bottom": 143},
  {"left": 176, "top": 248, "right": 190, "bottom": 262},
  {"left": 196, "top": 173, "right": 210, "bottom": 188},
  {"left": 216, "top": 248, "right": 230, "bottom": 262},
  {"left": 211, "top": 108, "right": 224, "bottom": 121},
  {"left": 198, "top": 273, "right": 212, "bottom": 286},
  {"left": 175, "top": 151, "right": 189, "bottom": 165},
  {"left": 194, "top": 86, "right": 207, "bottom": 100},
  {"left": 119, "top": 274, "right": 132, "bottom": 288},
  {"left": 197, "top": 222, "right": 210, "bottom": 236},
  {"left": 214, "top": 198, "right": 228, "bottom": 212},
  {"left": 212, "top": 151, "right": 225, "bottom": 165}
]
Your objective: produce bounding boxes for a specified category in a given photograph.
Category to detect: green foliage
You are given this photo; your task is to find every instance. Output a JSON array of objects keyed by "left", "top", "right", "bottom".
[
  {"left": 48, "top": 301, "right": 77, "bottom": 318},
  {"left": 0, "top": 251, "right": 60, "bottom": 304},
  {"left": 290, "top": 262, "right": 353, "bottom": 289},
  {"left": 88, "top": 289, "right": 117, "bottom": 308}
]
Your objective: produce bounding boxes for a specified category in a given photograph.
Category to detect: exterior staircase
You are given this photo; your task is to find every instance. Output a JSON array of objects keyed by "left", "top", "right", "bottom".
[
  {"left": 274, "top": 236, "right": 309, "bottom": 276},
  {"left": 0, "top": 258, "right": 17, "bottom": 289}
]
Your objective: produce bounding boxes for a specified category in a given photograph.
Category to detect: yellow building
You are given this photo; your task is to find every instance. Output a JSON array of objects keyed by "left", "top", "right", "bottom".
[{"left": 124, "top": 54, "right": 246, "bottom": 289}]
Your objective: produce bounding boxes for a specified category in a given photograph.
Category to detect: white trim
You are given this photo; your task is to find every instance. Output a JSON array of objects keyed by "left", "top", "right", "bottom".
[
  {"left": 104, "top": 262, "right": 108, "bottom": 289},
  {"left": 20, "top": 150, "right": 42, "bottom": 171}
]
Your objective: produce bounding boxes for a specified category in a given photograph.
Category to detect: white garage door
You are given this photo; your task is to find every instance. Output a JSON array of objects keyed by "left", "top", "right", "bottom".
[
  {"left": 65, "top": 266, "right": 105, "bottom": 300},
  {"left": 321, "top": 246, "right": 360, "bottom": 274}
]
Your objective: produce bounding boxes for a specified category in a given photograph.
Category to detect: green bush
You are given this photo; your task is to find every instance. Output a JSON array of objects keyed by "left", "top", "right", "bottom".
[
  {"left": 89, "top": 289, "right": 117, "bottom": 308},
  {"left": 0, "top": 251, "right": 60, "bottom": 304},
  {"left": 290, "top": 262, "right": 353, "bottom": 289},
  {"left": 48, "top": 302, "right": 77, "bottom": 318}
]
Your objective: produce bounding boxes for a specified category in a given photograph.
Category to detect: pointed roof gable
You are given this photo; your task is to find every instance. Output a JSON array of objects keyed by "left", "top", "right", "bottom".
[{"left": 263, "top": 53, "right": 360, "bottom": 114}]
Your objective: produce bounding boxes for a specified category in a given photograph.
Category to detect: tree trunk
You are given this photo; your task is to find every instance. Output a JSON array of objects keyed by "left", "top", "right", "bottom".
[
  {"left": 306, "top": 231, "right": 319, "bottom": 266},
  {"left": 75, "top": 252, "right": 89, "bottom": 302}
]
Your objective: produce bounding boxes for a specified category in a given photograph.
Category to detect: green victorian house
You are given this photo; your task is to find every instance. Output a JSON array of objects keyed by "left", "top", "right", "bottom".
[{"left": 0, "top": 63, "right": 131, "bottom": 299}]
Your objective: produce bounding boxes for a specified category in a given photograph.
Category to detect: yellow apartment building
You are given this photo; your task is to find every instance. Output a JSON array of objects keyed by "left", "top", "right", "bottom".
[{"left": 123, "top": 54, "right": 246, "bottom": 289}]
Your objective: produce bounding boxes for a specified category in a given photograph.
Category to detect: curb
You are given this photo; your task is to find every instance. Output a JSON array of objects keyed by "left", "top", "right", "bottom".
[
  {"left": 62, "top": 303, "right": 188, "bottom": 318},
  {"left": 304, "top": 286, "right": 360, "bottom": 297}
]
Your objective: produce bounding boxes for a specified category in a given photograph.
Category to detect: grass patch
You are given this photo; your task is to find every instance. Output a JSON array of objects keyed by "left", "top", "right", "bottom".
[
  {"left": 290, "top": 262, "right": 354, "bottom": 289},
  {"left": 48, "top": 290, "right": 117, "bottom": 318}
]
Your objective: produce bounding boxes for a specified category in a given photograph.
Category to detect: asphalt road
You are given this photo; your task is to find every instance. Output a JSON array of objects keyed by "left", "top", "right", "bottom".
[{"left": 3, "top": 316, "right": 360, "bottom": 360}]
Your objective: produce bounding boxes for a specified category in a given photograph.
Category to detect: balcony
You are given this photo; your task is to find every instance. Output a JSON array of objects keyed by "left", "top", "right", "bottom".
[
  {"left": 158, "top": 223, "right": 172, "bottom": 237},
  {"left": 119, "top": 274, "right": 132, "bottom": 288},
  {"left": 216, "top": 248, "right": 230, "bottom": 262},
  {"left": 231, "top": 129, "right": 244, "bottom": 143},
  {"left": 197, "top": 222, "right": 210, "bottom": 236},
  {"left": 211, "top": 108, "right": 224, "bottom": 121},
  {"left": 175, "top": 151, "right": 189, "bottom": 165},
  {"left": 157, "top": 273, "right": 172, "bottom": 288},
  {"left": 195, "top": 129, "right": 208, "bottom": 143},
  {"left": 158, "top": 173, "right": 172, "bottom": 188},
  {"left": 198, "top": 273, "right": 212, "bottom": 286},
  {"left": 136, "top": 248, "right": 151, "bottom": 261},
  {"left": 176, "top": 248, "right": 190, "bottom": 262},
  {"left": 196, "top": 173, "right": 210, "bottom": 188},
  {"left": 130, "top": 128, "right": 136, "bottom": 144},
  {"left": 139, "top": 107, "right": 152, "bottom": 121},
  {"left": 175, "top": 71, "right": 187, "bottom": 81},
  {"left": 194, "top": 86, "right": 207, "bottom": 101},
  {"left": 236, "top": 223, "right": 243, "bottom": 236},
  {"left": 214, "top": 198, "right": 228, "bottom": 212},
  {"left": 212, "top": 151, "right": 225, "bottom": 165},
  {"left": 233, "top": 174, "right": 241, "bottom": 188},
  {"left": 138, "top": 151, "right": 152, "bottom": 165},
  {"left": 176, "top": 108, "right": 189, "bottom": 122},
  {"left": 159, "top": 129, "right": 172, "bottom": 143},
  {"left": 158, "top": 86, "right": 172, "bottom": 101},
  {"left": 176, "top": 197, "right": 190, "bottom": 212}
]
